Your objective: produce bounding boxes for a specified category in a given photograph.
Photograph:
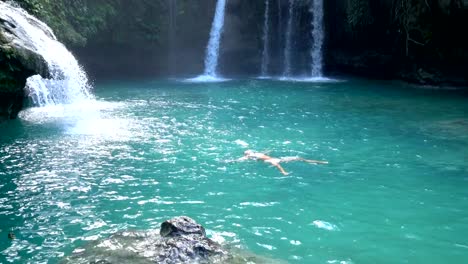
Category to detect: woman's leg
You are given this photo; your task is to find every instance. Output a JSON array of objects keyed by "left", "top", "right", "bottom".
[
  {"left": 303, "top": 159, "right": 328, "bottom": 164},
  {"left": 281, "top": 157, "right": 328, "bottom": 164},
  {"left": 274, "top": 163, "right": 289, "bottom": 176}
]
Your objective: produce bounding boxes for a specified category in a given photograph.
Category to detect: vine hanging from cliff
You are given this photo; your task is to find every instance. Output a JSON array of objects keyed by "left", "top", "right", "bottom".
[
  {"left": 393, "top": 0, "right": 432, "bottom": 57},
  {"left": 346, "top": 0, "right": 374, "bottom": 34}
]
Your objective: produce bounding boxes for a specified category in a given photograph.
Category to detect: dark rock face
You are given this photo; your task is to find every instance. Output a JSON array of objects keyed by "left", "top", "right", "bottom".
[
  {"left": 325, "top": 0, "right": 468, "bottom": 86},
  {"left": 156, "top": 216, "right": 227, "bottom": 263},
  {"left": 0, "top": 2, "right": 49, "bottom": 120},
  {"left": 63, "top": 216, "right": 286, "bottom": 264},
  {"left": 327, "top": 50, "right": 397, "bottom": 79},
  {"left": 160, "top": 216, "right": 207, "bottom": 237}
]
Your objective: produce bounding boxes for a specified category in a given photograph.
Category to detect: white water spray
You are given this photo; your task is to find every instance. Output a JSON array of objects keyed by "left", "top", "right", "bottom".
[
  {"left": 0, "top": 2, "right": 92, "bottom": 107},
  {"left": 310, "top": 0, "right": 324, "bottom": 77},
  {"left": 260, "top": 0, "right": 270, "bottom": 77},
  {"left": 203, "top": 0, "right": 227, "bottom": 77},
  {"left": 283, "top": 0, "right": 294, "bottom": 77}
]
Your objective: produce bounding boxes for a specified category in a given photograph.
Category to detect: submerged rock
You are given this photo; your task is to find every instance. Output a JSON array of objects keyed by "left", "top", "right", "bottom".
[
  {"left": 0, "top": 1, "right": 49, "bottom": 120},
  {"left": 62, "top": 216, "right": 286, "bottom": 264}
]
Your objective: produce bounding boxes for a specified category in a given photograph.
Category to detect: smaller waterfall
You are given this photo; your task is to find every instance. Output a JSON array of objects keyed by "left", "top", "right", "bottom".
[
  {"left": 168, "top": 0, "right": 178, "bottom": 76},
  {"left": 276, "top": 0, "right": 283, "bottom": 76},
  {"left": 203, "top": 0, "right": 227, "bottom": 77},
  {"left": 283, "top": 0, "right": 294, "bottom": 77},
  {"left": 0, "top": 2, "right": 92, "bottom": 107},
  {"left": 309, "top": 0, "right": 324, "bottom": 77},
  {"left": 260, "top": 0, "right": 271, "bottom": 77}
]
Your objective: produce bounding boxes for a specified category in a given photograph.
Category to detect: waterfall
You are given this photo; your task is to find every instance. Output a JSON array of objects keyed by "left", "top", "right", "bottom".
[
  {"left": 310, "top": 0, "right": 324, "bottom": 77},
  {"left": 283, "top": 0, "right": 294, "bottom": 77},
  {"left": 0, "top": 2, "right": 92, "bottom": 107},
  {"left": 168, "top": 0, "right": 177, "bottom": 76},
  {"left": 203, "top": 0, "right": 227, "bottom": 77},
  {"left": 260, "top": 0, "right": 270, "bottom": 77},
  {"left": 277, "top": 0, "right": 283, "bottom": 76}
]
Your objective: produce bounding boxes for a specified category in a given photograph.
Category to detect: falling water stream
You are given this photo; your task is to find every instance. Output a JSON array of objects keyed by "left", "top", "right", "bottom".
[
  {"left": 202, "top": 0, "right": 228, "bottom": 79},
  {"left": 168, "top": 0, "right": 178, "bottom": 76},
  {"left": 283, "top": 0, "right": 294, "bottom": 77},
  {"left": 309, "top": 0, "right": 324, "bottom": 77},
  {"left": 0, "top": 2, "right": 92, "bottom": 107},
  {"left": 260, "top": 0, "right": 271, "bottom": 77}
]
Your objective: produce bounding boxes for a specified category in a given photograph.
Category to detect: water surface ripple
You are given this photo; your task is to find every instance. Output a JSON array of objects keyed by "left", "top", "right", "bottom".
[{"left": 1, "top": 79, "right": 468, "bottom": 263}]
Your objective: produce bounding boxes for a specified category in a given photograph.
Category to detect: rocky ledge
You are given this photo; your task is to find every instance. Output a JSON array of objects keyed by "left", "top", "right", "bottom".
[
  {"left": 0, "top": 2, "right": 49, "bottom": 120},
  {"left": 62, "top": 216, "right": 285, "bottom": 264}
]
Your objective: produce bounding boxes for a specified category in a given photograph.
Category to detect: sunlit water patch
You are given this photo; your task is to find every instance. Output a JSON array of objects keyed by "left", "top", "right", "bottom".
[{"left": 1, "top": 79, "right": 468, "bottom": 263}]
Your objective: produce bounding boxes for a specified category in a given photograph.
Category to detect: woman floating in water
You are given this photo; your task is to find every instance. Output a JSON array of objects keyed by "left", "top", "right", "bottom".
[{"left": 239, "top": 150, "right": 328, "bottom": 176}]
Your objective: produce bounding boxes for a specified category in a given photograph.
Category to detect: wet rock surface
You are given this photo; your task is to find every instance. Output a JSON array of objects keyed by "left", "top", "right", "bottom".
[
  {"left": 0, "top": 2, "right": 49, "bottom": 120},
  {"left": 62, "top": 216, "right": 286, "bottom": 264}
]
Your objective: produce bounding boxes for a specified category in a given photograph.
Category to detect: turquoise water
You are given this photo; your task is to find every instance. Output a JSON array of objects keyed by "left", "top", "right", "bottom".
[{"left": 1, "top": 79, "right": 468, "bottom": 263}]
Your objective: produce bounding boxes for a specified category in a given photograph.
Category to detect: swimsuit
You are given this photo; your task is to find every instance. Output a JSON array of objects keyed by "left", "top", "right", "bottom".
[
  {"left": 247, "top": 152, "right": 281, "bottom": 165},
  {"left": 265, "top": 158, "right": 281, "bottom": 166},
  {"left": 247, "top": 152, "right": 265, "bottom": 160},
  {"left": 280, "top": 156, "right": 298, "bottom": 162}
]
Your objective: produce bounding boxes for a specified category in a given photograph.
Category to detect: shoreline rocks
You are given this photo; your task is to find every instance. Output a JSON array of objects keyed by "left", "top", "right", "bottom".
[{"left": 62, "top": 216, "right": 286, "bottom": 264}]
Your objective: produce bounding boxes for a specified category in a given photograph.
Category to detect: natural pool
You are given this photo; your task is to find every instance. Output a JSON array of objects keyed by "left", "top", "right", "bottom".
[{"left": 1, "top": 79, "right": 468, "bottom": 263}]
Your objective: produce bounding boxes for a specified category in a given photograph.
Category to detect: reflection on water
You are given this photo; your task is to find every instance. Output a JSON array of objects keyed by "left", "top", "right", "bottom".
[{"left": 1, "top": 79, "right": 468, "bottom": 263}]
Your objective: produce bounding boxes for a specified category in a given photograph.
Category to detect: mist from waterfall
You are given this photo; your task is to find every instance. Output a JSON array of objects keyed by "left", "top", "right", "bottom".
[
  {"left": 310, "top": 0, "right": 324, "bottom": 77},
  {"left": 283, "top": 0, "right": 294, "bottom": 77},
  {"left": 203, "top": 0, "right": 227, "bottom": 78},
  {"left": 0, "top": 2, "right": 92, "bottom": 107},
  {"left": 260, "top": 0, "right": 271, "bottom": 77}
]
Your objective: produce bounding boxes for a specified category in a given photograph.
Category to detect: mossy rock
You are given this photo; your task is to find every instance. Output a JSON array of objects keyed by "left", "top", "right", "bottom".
[{"left": 1, "top": 2, "right": 51, "bottom": 120}]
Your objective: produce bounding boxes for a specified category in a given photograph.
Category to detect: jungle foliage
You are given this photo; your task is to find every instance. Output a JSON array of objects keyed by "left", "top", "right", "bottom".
[{"left": 12, "top": 0, "right": 176, "bottom": 46}]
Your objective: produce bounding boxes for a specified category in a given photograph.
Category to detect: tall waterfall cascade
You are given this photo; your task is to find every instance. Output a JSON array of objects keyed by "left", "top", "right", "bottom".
[
  {"left": 309, "top": 0, "right": 324, "bottom": 77},
  {"left": 283, "top": 0, "right": 294, "bottom": 77},
  {"left": 277, "top": 0, "right": 283, "bottom": 73},
  {"left": 168, "top": 0, "right": 178, "bottom": 76},
  {"left": 0, "top": 2, "right": 92, "bottom": 107},
  {"left": 202, "top": 0, "right": 227, "bottom": 78},
  {"left": 260, "top": 0, "right": 271, "bottom": 77}
]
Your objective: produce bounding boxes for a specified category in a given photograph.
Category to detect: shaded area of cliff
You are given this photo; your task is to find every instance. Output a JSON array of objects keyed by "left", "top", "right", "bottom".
[{"left": 6, "top": 0, "right": 468, "bottom": 86}]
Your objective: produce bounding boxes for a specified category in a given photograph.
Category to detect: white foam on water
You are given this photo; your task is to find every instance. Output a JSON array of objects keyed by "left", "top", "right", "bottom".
[
  {"left": 18, "top": 100, "right": 131, "bottom": 138},
  {"left": 19, "top": 100, "right": 94, "bottom": 120},
  {"left": 184, "top": 75, "right": 230, "bottom": 83},
  {"left": 234, "top": 139, "right": 249, "bottom": 148},
  {"left": 256, "top": 76, "right": 273, "bottom": 80},
  {"left": 312, "top": 220, "right": 339, "bottom": 231},
  {"left": 206, "top": 230, "right": 237, "bottom": 245},
  {"left": 179, "top": 200, "right": 205, "bottom": 204},
  {"left": 67, "top": 118, "right": 133, "bottom": 137},
  {"left": 276, "top": 76, "right": 341, "bottom": 83},
  {"left": 290, "top": 240, "right": 302, "bottom": 246},
  {"left": 257, "top": 243, "right": 276, "bottom": 251},
  {"left": 455, "top": 243, "right": 468, "bottom": 249},
  {"left": 239, "top": 202, "right": 280, "bottom": 207},
  {"left": 327, "top": 260, "right": 354, "bottom": 264},
  {"left": 210, "top": 232, "right": 226, "bottom": 244}
]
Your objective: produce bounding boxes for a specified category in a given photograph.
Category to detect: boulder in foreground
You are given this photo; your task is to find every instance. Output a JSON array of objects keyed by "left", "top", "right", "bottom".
[{"left": 62, "top": 216, "right": 286, "bottom": 264}]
